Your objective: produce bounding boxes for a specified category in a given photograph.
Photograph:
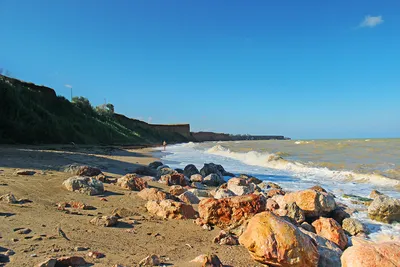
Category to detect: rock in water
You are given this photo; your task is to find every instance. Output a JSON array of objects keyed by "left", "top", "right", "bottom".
[
  {"left": 137, "top": 188, "right": 169, "bottom": 201},
  {"left": 312, "top": 217, "right": 348, "bottom": 250},
  {"left": 369, "top": 189, "right": 384, "bottom": 199},
  {"left": 239, "top": 211, "right": 319, "bottom": 267},
  {"left": 145, "top": 199, "right": 197, "bottom": 219},
  {"left": 342, "top": 218, "right": 366, "bottom": 236},
  {"left": 117, "top": 174, "right": 148, "bottom": 191},
  {"left": 368, "top": 195, "right": 400, "bottom": 223},
  {"left": 198, "top": 194, "right": 266, "bottom": 230},
  {"left": 341, "top": 241, "right": 400, "bottom": 267},
  {"left": 283, "top": 189, "right": 336, "bottom": 218},
  {"left": 62, "top": 176, "right": 104, "bottom": 195}
]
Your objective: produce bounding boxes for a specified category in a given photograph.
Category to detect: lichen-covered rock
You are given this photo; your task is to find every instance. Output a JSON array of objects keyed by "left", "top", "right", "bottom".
[
  {"left": 341, "top": 241, "right": 400, "bottom": 267},
  {"left": 117, "top": 174, "right": 148, "bottom": 191},
  {"left": 203, "top": 174, "right": 225, "bottom": 186},
  {"left": 62, "top": 176, "right": 104, "bottom": 195},
  {"left": 227, "top": 177, "right": 256, "bottom": 196},
  {"left": 184, "top": 164, "right": 200, "bottom": 178},
  {"left": 342, "top": 218, "right": 366, "bottom": 236},
  {"left": 369, "top": 189, "right": 384, "bottom": 199},
  {"left": 239, "top": 211, "right": 319, "bottom": 267},
  {"left": 137, "top": 188, "right": 169, "bottom": 201},
  {"left": 368, "top": 195, "right": 400, "bottom": 223},
  {"left": 90, "top": 216, "right": 118, "bottom": 227},
  {"left": 198, "top": 194, "right": 266, "bottom": 229},
  {"left": 179, "top": 191, "right": 200, "bottom": 204},
  {"left": 278, "top": 202, "right": 306, "bottom": 225},
  {"left": 312, "top": 217, "right": 348, "bottom": 250},
  {"left": 283, "top": 189, "right": 336, "bottom": 218},
  {"left": 145, "top": 199, "right": 197, "bottom": 219},
  {"left": 169, "top": 185, "right": 187, "bottom": 196}
]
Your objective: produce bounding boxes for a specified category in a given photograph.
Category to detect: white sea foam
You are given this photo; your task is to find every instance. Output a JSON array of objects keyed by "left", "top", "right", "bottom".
[{"left": 205, "top": 144, "right": 400, "bottom": 188}]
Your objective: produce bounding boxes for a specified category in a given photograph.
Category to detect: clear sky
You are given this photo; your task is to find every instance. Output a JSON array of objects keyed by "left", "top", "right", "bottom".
[{"left": 1, "top": 0, "right": 399, "bottom": 139}]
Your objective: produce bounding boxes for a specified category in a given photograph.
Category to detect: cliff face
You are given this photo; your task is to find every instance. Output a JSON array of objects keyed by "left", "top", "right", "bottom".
[
  {"left": 191, "top": 132, "right": 287, "bottom": 142},
  {"left": 0, "top": 75, "right": 189, "bottom": 145}
]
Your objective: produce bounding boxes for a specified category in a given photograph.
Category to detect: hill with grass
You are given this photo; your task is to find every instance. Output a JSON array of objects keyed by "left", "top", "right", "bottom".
[{"left": 0, "top": 75, "right": 190, "bottom": 145}]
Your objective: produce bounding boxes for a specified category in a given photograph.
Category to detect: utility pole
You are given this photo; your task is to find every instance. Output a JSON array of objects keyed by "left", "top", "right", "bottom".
[{"left": 70, "top": 86, "right": 73, "bottom": 101}]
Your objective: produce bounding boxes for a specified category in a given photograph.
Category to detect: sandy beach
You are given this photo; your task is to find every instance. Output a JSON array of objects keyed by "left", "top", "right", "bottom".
[{"left": 0, "top": 145, "right": 263, "bottom": 266}]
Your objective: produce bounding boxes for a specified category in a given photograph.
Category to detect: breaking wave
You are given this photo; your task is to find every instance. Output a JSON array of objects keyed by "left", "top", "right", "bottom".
[{"left": 205, "top": 145, "right": 400, "bottom": 188}]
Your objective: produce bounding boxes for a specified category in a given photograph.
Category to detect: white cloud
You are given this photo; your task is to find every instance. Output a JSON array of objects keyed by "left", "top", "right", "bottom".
[
  {"left": 360, "top": 15, "right": 383, "bottom": 28},
  {"left": 148, "top": 117, "right": 153, "bottom": 123},
  {"left": 65, "top": 84, "right": 72, "bottom": 88}
]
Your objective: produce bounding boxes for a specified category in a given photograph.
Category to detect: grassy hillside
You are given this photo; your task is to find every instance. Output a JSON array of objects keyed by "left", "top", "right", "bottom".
[{"left": 0, "top": 75, "right": 188, "bottom": 145}]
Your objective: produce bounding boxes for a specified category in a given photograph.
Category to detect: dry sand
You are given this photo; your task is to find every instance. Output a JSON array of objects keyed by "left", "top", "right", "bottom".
[{"left": 0, "top": 145, "right": 263, "bottom": 266}]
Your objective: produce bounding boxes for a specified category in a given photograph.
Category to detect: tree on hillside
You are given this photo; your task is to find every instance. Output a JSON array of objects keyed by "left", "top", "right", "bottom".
[
  {"left": 72, "top": 96, "right": 93, "bottom": 114},
  {"left": 95, "top": 103, "right": 114, "bottom": 117}
]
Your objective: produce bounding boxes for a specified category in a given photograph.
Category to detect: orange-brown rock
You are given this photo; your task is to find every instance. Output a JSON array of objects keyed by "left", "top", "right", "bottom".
[
  {"left": 283, "top": 189, "right": 336, "bottom": 218},
  {"left": 137, "top": 188, "right": 169, "bottom": 201},
  {"left": 169, "top": 185, "right": 187, "bottom": 196},
  {"left": 267, "top": 188, "right": 286, "bottom": 198},
  {"left": 341, "top": 241, "right": 400, "bottom": 267},
  {"left": 312, "top": 217, "right": 348, "bottom": 250},
  {"left": 145, "top": 199, "right": 197, "bottom": 219},
  {"left": 239, "top": 211, "right": 319, "bottom": 267},
  {"left": 117, "top": 174, "right": 148, "bottom": 191},
  {"left": 160, "top": 173, "right": 188, "bottom": 186},
  {"left": 198, "top": 194, "right": 266, "bottom": 229}
]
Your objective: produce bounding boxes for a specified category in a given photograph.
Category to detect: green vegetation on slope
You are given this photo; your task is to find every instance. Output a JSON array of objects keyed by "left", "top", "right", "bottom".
[{"left": 0, "top": 75, "right": 188, "bottom": 145}]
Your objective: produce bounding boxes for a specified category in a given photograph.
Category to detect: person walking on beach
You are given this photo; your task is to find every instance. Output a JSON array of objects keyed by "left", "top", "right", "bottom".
[{"left": 163, "top": 140, "right": 167, "bottom": 151}]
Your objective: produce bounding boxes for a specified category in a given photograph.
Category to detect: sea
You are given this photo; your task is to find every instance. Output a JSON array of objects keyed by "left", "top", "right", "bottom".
[{"left": 154, "top": 138, "right": 400, "bottom": 241}]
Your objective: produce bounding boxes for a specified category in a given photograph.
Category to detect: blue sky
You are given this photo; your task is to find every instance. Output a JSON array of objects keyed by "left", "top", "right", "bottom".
[{"left": 1, "top": 0, "right": 399, "bottom": 139}]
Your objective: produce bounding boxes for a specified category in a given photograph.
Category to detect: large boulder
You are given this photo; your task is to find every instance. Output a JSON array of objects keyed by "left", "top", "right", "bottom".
[
  {"left": 368, "top": 195, "right": 400, "bottom": 223},
  {"left": 312, "top": 217, "right": 348, "bottom": 250},
  {"left": 200, "top": 163, "right": 233, "bottom": 178},
  {"left": 329, "top": 204, "right": 352, "bottom": 225},
  {"left": 183, "top": 164, "right": 200, "bottom": 178},
  {"left": 137, "top": 188, "right": 170, "bottom": 201},
  {"left": 342, "top": 218, "right": 366, "bottom": 236},
  {"left": 62, "top": 164, "right": 103, "bottom": 177},
  {"left": 341, "top": 241, "right": 400, "bottom": 267},
  {"left": 116, "top": 174, "right": 148, "bottom": 191},
  {"left": 198, "top": 194, "right": 266, "bottom": 230},
  {"left": 179, "top": 191, "right": 200, "bottom": 204},
  {"left": 159, "top": 173, "right": 188, "bottom": 186},
  {"left": 239, "top": 211, "right": 319, "bottom": 267},
  {"left": 276, "top": 202, "right": 306, "bottom": 225},
  {"left": 203, "top": 174, "right": 225, "bottom": 186},
  {"left": 299, "top": 228, "right": 342, "bottom": 267},
  {"left": 227, "top": 177, "right": 256, "bottom": 196},
  {"left": 145, "top": 199, "right": 197, "bottom": 219},
  {"left": 283, "top": 189, "right": 336, "bottom": 218},
  {"left": 62, "top": 176, "right": 104, "bottom": 195}
]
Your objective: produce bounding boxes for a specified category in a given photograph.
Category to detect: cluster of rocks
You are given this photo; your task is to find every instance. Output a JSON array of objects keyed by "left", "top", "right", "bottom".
[{"left": 54, "top": 161, "right": 400, "bottom": 266}]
